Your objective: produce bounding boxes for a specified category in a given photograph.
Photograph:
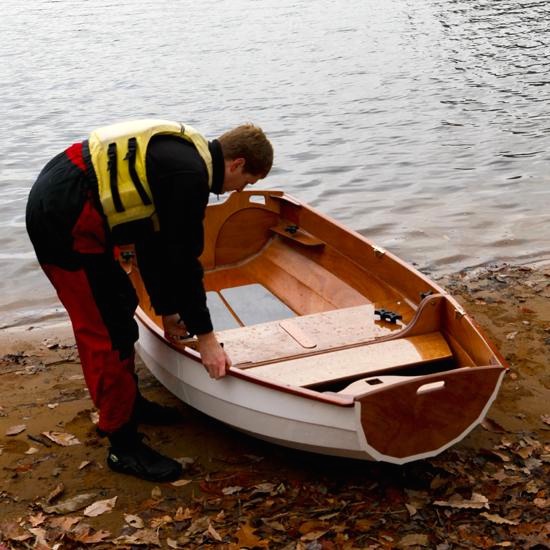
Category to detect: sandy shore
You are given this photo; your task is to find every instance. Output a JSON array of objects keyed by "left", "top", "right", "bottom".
[{"left": 0, "top": 262, "right": 548, "bottom": 548}]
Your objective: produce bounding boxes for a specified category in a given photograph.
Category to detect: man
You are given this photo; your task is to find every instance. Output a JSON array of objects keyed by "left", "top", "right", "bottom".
[{"left": 26, "top": 119, "right": 273, "bottom": 482}]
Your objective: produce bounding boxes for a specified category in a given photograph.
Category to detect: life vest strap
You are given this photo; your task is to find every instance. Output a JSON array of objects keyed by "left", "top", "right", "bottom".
[
  {"left": 107, "top": 143, "right": 124, "bottom": 213},
  {"left": 126, "top": 137, "right": 153, "bottom": 206}
]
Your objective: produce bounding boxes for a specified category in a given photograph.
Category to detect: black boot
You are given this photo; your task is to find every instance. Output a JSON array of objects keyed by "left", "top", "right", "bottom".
[
  {"left": 132, "top": 393, "right": 184, "bottom": 426},
  {"left": 107, "top": 424, "right": 182, "bottom": 482}
]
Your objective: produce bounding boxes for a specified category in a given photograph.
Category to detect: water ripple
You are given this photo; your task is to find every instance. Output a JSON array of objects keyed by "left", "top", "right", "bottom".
[{"left": 1, "top": 0, "right": 550, "bottom": 326}]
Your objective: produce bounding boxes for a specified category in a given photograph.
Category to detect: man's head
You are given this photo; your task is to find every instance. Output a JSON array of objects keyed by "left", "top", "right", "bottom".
[{"left": 218, "top": 124, "right": 273, "bottom": 193}]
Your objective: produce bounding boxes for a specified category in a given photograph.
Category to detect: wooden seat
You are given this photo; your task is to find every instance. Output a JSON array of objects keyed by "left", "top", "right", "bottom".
[
  {"left": 245, "top": 332, "right": 452, "bottom": 387},
  {"left": 220, "top": 304, "right": 391, "bottom": 366}
]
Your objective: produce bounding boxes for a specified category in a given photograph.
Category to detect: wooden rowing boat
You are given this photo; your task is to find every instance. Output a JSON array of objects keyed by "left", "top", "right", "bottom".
[{"left": 127, "top": 190, "right": 508, "bottom": 464}]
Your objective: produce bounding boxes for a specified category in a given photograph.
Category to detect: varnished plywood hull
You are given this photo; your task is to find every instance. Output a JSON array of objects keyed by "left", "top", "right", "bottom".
[{"left": 130, "top": 190, "right": 508, "bottom": 464}]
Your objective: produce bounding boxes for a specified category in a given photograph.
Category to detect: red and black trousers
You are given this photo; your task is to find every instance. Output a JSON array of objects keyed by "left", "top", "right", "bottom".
[{"left": 26, "top": 142, "right": 138, "bottom": 433}]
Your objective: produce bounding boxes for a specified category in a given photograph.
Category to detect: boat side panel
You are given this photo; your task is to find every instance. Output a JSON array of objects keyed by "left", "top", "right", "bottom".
[
  {"left": 135, "top": 321, "right": 367, "bottom": 458},
  {"left": 355, "top": 366, "right": 506, "bottom": 462}
]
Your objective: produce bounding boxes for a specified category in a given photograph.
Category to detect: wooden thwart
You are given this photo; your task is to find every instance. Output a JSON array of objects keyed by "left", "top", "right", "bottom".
[
  {"left": 221, "top": 304, "right": 389, "bottom": 366},
  {"left": 246, "top": 332, "right": 452, "bottom": 387}
]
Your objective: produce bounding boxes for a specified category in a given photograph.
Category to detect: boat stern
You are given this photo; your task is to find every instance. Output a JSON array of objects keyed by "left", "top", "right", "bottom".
[{"left": 353, "top": 366, "right": 507, "bottom": 464}]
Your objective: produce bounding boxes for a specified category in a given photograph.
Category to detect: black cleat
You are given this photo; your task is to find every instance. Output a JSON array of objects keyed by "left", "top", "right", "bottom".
[{"left": 107, "top": 434, "right": 182, "bottom": 482}]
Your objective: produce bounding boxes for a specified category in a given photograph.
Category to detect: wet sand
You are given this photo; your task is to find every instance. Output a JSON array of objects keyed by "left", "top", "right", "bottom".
[{"left": 0, "top": 263, "right": 548, "bottom": 548}]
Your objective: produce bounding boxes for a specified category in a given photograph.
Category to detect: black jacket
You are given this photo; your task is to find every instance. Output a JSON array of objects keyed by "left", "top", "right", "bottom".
[{"left": 129, "top": 135, "right": 224, "bottom": 335}]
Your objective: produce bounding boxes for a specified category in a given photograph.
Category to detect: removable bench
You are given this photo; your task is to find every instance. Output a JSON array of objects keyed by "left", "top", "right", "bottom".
[
  {"left": 246, "top": 332, "right": 452, "bottom": 388},
  {"left": 218, "top": 302, "right": 393, "bottom": 366}
]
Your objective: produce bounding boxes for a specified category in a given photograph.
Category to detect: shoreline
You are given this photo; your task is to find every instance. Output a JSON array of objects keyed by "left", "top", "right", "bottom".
[{"left": 1, "top": 261, "right": 549, "bottom": 548}]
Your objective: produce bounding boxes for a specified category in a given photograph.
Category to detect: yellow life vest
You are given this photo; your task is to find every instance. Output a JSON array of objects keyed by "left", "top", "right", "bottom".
[{"left": 88, "top": 119, "right": 213, "bottom": 231}]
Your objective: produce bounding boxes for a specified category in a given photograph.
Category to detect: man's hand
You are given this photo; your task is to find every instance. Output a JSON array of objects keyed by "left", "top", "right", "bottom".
[
  {"left": 197, "top": 332, "right": 232, "bottom": 379},
  {"left": 162, "top": 314, "right": 192, "bottom": 343}
]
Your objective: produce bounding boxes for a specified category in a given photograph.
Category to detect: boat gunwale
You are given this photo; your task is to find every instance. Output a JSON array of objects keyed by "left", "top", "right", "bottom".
[{"left": 135, "top": 307, "right": 356, "bottom": 407}]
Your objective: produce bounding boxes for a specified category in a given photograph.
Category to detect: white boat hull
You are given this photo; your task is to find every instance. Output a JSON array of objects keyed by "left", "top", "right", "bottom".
[{"left": 136, "top": 318, "right": 371, "bottom": 461}]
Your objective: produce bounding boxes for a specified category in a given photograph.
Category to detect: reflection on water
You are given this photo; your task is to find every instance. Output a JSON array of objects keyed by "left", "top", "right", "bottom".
[{"left": 1, "top": 0, "right": 549, "bottom": 327}]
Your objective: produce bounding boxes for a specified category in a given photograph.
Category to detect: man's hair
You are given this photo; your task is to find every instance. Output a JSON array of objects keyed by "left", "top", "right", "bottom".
[{"left": 218, "top": 124, "right": 273, "bottom": 178}]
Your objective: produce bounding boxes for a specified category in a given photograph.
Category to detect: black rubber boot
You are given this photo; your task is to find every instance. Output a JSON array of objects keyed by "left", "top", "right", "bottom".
[
  {"left": 107, "top": 424, "right": 182, "bottom": 482},
  {"left": 132, "top": 393, "right": 184, "bottom": 426}
]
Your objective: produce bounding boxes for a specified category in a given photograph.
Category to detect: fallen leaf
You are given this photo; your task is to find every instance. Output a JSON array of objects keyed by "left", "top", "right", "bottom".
[
  {"left": 25, "top": 446, "right": 39, "bottom": 455},
  {"left": 45, "top": 483, "right": 65, "bottom": 504},
  {"left": 174, "top": 507, "right": 193, "bottom": 521},
  {"left": 430, "top": 475, "right": 448, "bottom": 490},
  {"left": 72, "top": 527, "right": 111, "bottom": 544},
  {"left": 6, "top": 424, "right": 26, "bottom": 436},
  {"left": 481, "top": 418, "right": 507, "bottom": 433},
  {"left": 151, "top": 486, "right": 162, "bottom": 499},
  {"left": 263, "top": 519, "right": 286, "bottom": 532},
  {"left": 187, "top": 516, "right": 209, "bottom": 536},
  {"left": 489, "top": 450, "right": 511, "bottom": 462},
  {"left": 481, "top": 512, "right": 519, "bottom": 525},
  {"left": 28, "top": 527, "right": 48, "bottom": 547},
  {"left": 84, "top": 496, "right": 117, "bottom": 517},
  {"left": 1, "top": 521, "right": 33, "bottom": 542},
  {"left": 505, "top": 331, "right": 518, "bottom": 340},
  {"left": 354, "top": 518, "right": 376, "bottom": 532},
  {"left": 525, "top": 480, "right": 540, "bottom": 494},
  {"left": 28, "top": 513, "right": 47, "bottom": 527},
  {"left": 252, "top": 482, "right": 276, "bottom": 494},
  {"left": 49, "top": 516, "right": 81, "bottom": 532},
  {"left": 208, "top": 522, "right": 223, "bottom": 541},
  {"left": 222, "top": 485, "right": 243, "bottom": 495},
  {"left": 299, "top": 520, "right": 328, "bottom": 535},
  {"left": 235, "top": 523, "right": 269, "bottom": 548},
  {"left": 124, "top": 514, "right": 144, "bottom": 529},
  {"left": 42, "top": 431, "right": 81, "bottom": 446},
  {"left": 433, "top": 493, "right": 489, "bottom": 510},
  {"left": 534, "top": 498, "right": 549, "bottom": 508},
  {"left": 405, "top": 503, "right": 417, "bottom": 517},
  {"left": 150, "top": 515, "right": 172, "bottom": 529},
  {"left": 89, "top": 411, "right": 99, "bottom": 425},
  {"left": 78, "top": 460, "right": 91, "bottom": 470},
  {"left": 171, "top": 479, "right": 192, "bottom": 487},
  {"left": 541, "top": 414, "right": 550, "bottom": 426},
  {"left": 301, "top": 530, "right": 329, "bottom": 542},
  {"left": 397, "top": 533, "right": 430, "bottom": 548},
  {"left": 515, "top": 446, "right": 534, "bottom": 460},
  {"left": 43, "top": 493, "right": 97, "bottom": 514},
  {"left": 113, "top": 530, "right": 161, "bottom": 547},
  {"left": 175, "top": 456, "right": 195, "bottom": 466},
  {"left": 47, "top": 403, "right": 59, "bottom": 409}
]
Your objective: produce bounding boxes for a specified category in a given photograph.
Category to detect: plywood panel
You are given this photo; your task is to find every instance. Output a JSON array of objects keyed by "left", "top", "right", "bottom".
[
  {"left": 247, "top": 333, "right": 451, "bottom": 387},
  {"left": 221, "top": 304, "right": 391, "bottom": 366}
]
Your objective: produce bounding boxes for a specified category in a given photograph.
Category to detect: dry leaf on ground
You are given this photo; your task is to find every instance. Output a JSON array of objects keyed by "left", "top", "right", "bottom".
[
  {"left": 397, "top": 533, "right": 430, "bottom": 548},
  {"left": 42, "top": 493, "right": 97, "bottom": 514},
  {"left": 113, "top": 529, "right": 161, "bottom": 547},
  {"left": 433, "top": 493, "right": 489, "bottom": 510},
  {"left": 480, "top": 512, "right": 519, "bottom": 525},
  {"left": 41, "top": 431, "right": 81, "bottom": 446},
  {"left": 83, "top": 496, "right": 117, "bottom": 517},
  {"left": 124, "top": 514, "right": 144, "bottom": 529},
  {"left": 6, "top": 424, "right": 26, "bottom": 436}
]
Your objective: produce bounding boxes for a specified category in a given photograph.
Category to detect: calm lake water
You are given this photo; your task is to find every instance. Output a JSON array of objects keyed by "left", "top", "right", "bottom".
[{"left": 1, "top": 0, "right": 549, "bottom": 328}]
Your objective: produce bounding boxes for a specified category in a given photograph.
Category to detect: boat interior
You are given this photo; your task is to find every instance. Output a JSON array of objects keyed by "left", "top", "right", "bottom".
[{"left": 129, "top": 190, "right": 504, "bottom": 397}]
